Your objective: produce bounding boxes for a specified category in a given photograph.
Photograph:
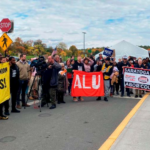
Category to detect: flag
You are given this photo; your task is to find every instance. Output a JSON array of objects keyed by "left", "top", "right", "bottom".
[
  {"left": 51, "top": 47, "right": 57, "bottom": 56},
  {"left": 103, "top": 48, "right": 113, "bottom": 57}
]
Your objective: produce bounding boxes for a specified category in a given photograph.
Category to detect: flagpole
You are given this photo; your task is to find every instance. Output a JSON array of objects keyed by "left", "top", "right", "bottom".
[{"left": 82, "top": 32, "right": 86, "bottom": 56}]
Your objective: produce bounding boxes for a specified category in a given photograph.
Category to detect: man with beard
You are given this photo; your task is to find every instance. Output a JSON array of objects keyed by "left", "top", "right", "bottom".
[{"left": 9, "top": 57, "right": 20, "bottom": 113}]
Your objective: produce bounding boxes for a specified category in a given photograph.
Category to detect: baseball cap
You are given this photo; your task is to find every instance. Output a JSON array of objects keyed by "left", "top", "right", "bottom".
[{"left": 122, "top": 55, "right": 128, "bottom": 59}]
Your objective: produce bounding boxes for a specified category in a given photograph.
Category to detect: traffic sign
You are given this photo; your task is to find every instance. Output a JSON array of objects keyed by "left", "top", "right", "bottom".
[
  {"left": 0, "top": 18, "right": 12, "bottom": 32},
  {"left": 0, "top": 33, "right": 13, "bottom": 51}
]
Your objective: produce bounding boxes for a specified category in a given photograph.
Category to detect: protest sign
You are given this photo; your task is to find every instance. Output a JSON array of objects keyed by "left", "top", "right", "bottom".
[
  {"left": 71, "top": 71, "right": 104, "bottom": 97},
  {"left": 124, "top": 67, "right": 150, "bottom": 91},
  {"left": 0, "top": 62, "right": 10, "bottom": 104},
  {"left": 103, "top": 48, "right": 113, "bottom": 57}
]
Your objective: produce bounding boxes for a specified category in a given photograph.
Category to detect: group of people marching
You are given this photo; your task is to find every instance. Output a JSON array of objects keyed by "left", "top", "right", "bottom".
[{"left": 0, "top": 52, "right": 149, "bottom": 120}]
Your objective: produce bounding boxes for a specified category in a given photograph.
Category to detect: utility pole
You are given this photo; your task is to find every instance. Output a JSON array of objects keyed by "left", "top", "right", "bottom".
[{"left": 82, "top": 32, "right": 86, "bottom": 56}]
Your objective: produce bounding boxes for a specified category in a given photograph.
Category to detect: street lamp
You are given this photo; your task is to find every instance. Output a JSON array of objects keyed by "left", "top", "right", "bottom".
[{"left": 82, "top": 32, "right": 86, "bottom": 55}]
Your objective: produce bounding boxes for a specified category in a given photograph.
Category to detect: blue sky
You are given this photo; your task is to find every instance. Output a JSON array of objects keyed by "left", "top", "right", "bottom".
[{"left": 0, "top": 0, "right": 150, "bottom": 48}]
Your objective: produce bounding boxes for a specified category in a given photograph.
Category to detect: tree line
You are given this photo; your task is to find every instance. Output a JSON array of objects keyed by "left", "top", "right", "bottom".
[{"left": 0, "top": 37, "right": 104, "bottom": 59}]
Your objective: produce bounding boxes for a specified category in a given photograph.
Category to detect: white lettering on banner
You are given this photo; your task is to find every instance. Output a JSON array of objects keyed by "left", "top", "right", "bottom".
[
  {"left": 74, "top": 75, "right": 82, "bottom": 88},
  {"left": 83, "top": 75, "right": 91, "bottom": 89},
  {"left": 105, "top": 50, "right": 111, "bottom": 55},
  {"left": 125, "top": 68, "right": 150, "bottom": 75},
  {"left": 92, "top": 75, "right": 100, "bottom": 89},
  {"left": 74, "top": 75, "right": 101, "bottom": 89}
]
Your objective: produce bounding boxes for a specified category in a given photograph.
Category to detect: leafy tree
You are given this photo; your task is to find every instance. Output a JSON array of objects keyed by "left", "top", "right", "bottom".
[
  {"left": 57, "top": 42, "right": 67, "bottom": 50},
  {"left": 60, "top": 51, "right": 67, "bottom": 57},
  {"left": 65, "top": 50, "right": 72, "bottom": 57},
  {"left": 69, "top": 45, "right": 78, "bottom": 56}
]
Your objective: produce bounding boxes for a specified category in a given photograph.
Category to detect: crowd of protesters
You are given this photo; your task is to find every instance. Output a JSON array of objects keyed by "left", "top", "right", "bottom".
[{"left": 0, "top": 52, "right": 150, "bottom": 120}]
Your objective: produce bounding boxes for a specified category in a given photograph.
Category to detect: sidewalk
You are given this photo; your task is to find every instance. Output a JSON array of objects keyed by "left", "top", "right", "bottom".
[{"left": 111, "top": 94, "right": 150, "bottom": 150}]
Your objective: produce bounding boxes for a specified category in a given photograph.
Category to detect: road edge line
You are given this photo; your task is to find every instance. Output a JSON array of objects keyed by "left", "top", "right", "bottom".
[{"left": 98, "top": 93, "right": 149, "bottom": 150}]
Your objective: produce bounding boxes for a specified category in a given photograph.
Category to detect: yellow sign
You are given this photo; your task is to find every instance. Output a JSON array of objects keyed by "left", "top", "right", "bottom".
[
  {"left": 0, "top": 33, "right": 13, "bottom": 51},
  {"left": 0, "top": 62, "right": 10, "bottom": 104}
]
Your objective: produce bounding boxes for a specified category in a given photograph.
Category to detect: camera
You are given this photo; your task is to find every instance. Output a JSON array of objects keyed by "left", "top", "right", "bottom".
[{"left": 30, "top": 56, "right": 47, "bottom": 75}]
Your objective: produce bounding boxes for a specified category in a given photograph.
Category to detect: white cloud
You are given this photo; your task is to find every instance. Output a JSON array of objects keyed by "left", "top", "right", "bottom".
[{"left": 0, "top": 0, "right": 150, "bottom": 48}]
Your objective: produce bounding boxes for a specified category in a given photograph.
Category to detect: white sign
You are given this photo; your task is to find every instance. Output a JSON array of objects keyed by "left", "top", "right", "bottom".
[{"left": 124, "top": 67, "right": 150, "bottom": 91}]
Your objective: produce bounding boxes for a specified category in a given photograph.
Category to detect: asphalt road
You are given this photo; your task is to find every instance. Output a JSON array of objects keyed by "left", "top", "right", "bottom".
[{"left": 0, "top": 95, "right": 140, "bottom": 150}]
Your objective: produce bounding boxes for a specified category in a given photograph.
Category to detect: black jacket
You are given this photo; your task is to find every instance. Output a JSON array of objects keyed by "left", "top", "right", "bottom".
[
  {"left": 50, "top": 62, "right": 61, "bottom": 87},
  {"left": 96, "top": 65, "right": 102, "bottom": 72},
  {"left": 10, "top": 64, "right": 20, "bottom": 90},
  {"left": 118, "top": 61, "right": 131, "bottom": 77},
  {"left": 73, "top": 61, "right": 85, "bottom": 71},
  {"left": 134, "top": 64, "right": 145, "bottom": 69}
]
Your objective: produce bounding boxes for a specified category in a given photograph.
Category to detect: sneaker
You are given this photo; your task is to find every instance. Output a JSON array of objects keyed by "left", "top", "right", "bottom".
[
  {"left": 17, "top": 105, "right": 22, "bottom": 109},
  {"left": 127, "top": 95, "right": 131, "bottom": 97},
  {"left": 104, "top": 97, "right": 108, "bottom": 102},
  {"left": 0, "top": 115, "right": 9, "bottom": 120},
  {"left": 73, "top": 98, "right": 78, "bottom": 102},
  {"left": 61, "top": 101, "right": 66, "bottom": 104},
  {"left": 96, "top": 97, "right": 101, "bottom": 101},
  {"left": 49, "top": 104, "right": 56, "bottom": 109},
  {"left": 79, "top": 97, "right": 84, "bottom": 101},
  {"left": 139, "top": 95, "right": 142, "bottom": 98},
  {"left": 135, "top": 95, "right": 138, "bottom": 98},
  {"left": 5, "top": 112, "right": 10, "bottom": 116}
]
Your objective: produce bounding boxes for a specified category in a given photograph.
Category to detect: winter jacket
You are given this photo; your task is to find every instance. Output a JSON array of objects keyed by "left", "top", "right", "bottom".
[
  {"left": 72, "top": 61, "right": 85, "bottom": 71},
  {"left": 10, "top": 64, "right": 20, "bottom": 91},
  {"left": 57, "top": 72, "right": 68, "bottom": 93},
  {"left": 50, "top": 61, "right": 61, "bottom": 87}
]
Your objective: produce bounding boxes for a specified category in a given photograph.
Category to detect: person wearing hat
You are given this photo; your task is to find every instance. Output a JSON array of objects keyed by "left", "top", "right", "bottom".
[
  {"left": 97, "top": 57, "right": 113, "bottom": 101},
  {"left": 118, "top": 55, "right": 131, "bottom": 97}
]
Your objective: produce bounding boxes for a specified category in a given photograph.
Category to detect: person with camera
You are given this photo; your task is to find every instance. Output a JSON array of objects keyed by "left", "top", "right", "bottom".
[
  {"left": 16, "top": 54, "right": 30, "bottom": 108},
  {"left": 0, "top": 57, "right": 9, "bottom": 120},
  {"left": 72, "top": 56, "right": 85, "bottom": 102},
  {"left": 48, "top": 55, "right": 61, "bottom": 109}
]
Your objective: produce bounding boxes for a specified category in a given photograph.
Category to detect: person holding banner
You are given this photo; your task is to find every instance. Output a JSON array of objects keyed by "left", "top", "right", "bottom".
[
  {"left": 134, "top": 59, "right": 145, "bottom": 98},
  {"left": 98, "top": 57, "right": 113, "bottom": 101},
  {"left": 118, "top": 55, "right": 131, "bottom": 97},
  {"left": 72, "top": 56, "right": 85, "bottom": 102},
  {"left": 66, "top": 59, "right": 73, "bottom": 95},
  {"left": 82, "top": 57, "right": 94, "bottom": 72},
  {"left": 0, "top": 57, "right": 10, "bottom": 116},
  {"left": 0, "top": 59, "right": 10, "bottom": 120}
]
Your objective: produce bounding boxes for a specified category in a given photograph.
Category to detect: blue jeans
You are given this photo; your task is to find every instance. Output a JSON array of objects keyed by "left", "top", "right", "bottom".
[{"left": 17, "top": 80, "right": 28, "bottom": 105}]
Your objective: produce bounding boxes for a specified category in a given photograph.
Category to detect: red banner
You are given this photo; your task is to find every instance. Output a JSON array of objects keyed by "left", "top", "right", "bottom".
[{"left": 71, "top": 71, "right": 105, "bottom": 97}]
